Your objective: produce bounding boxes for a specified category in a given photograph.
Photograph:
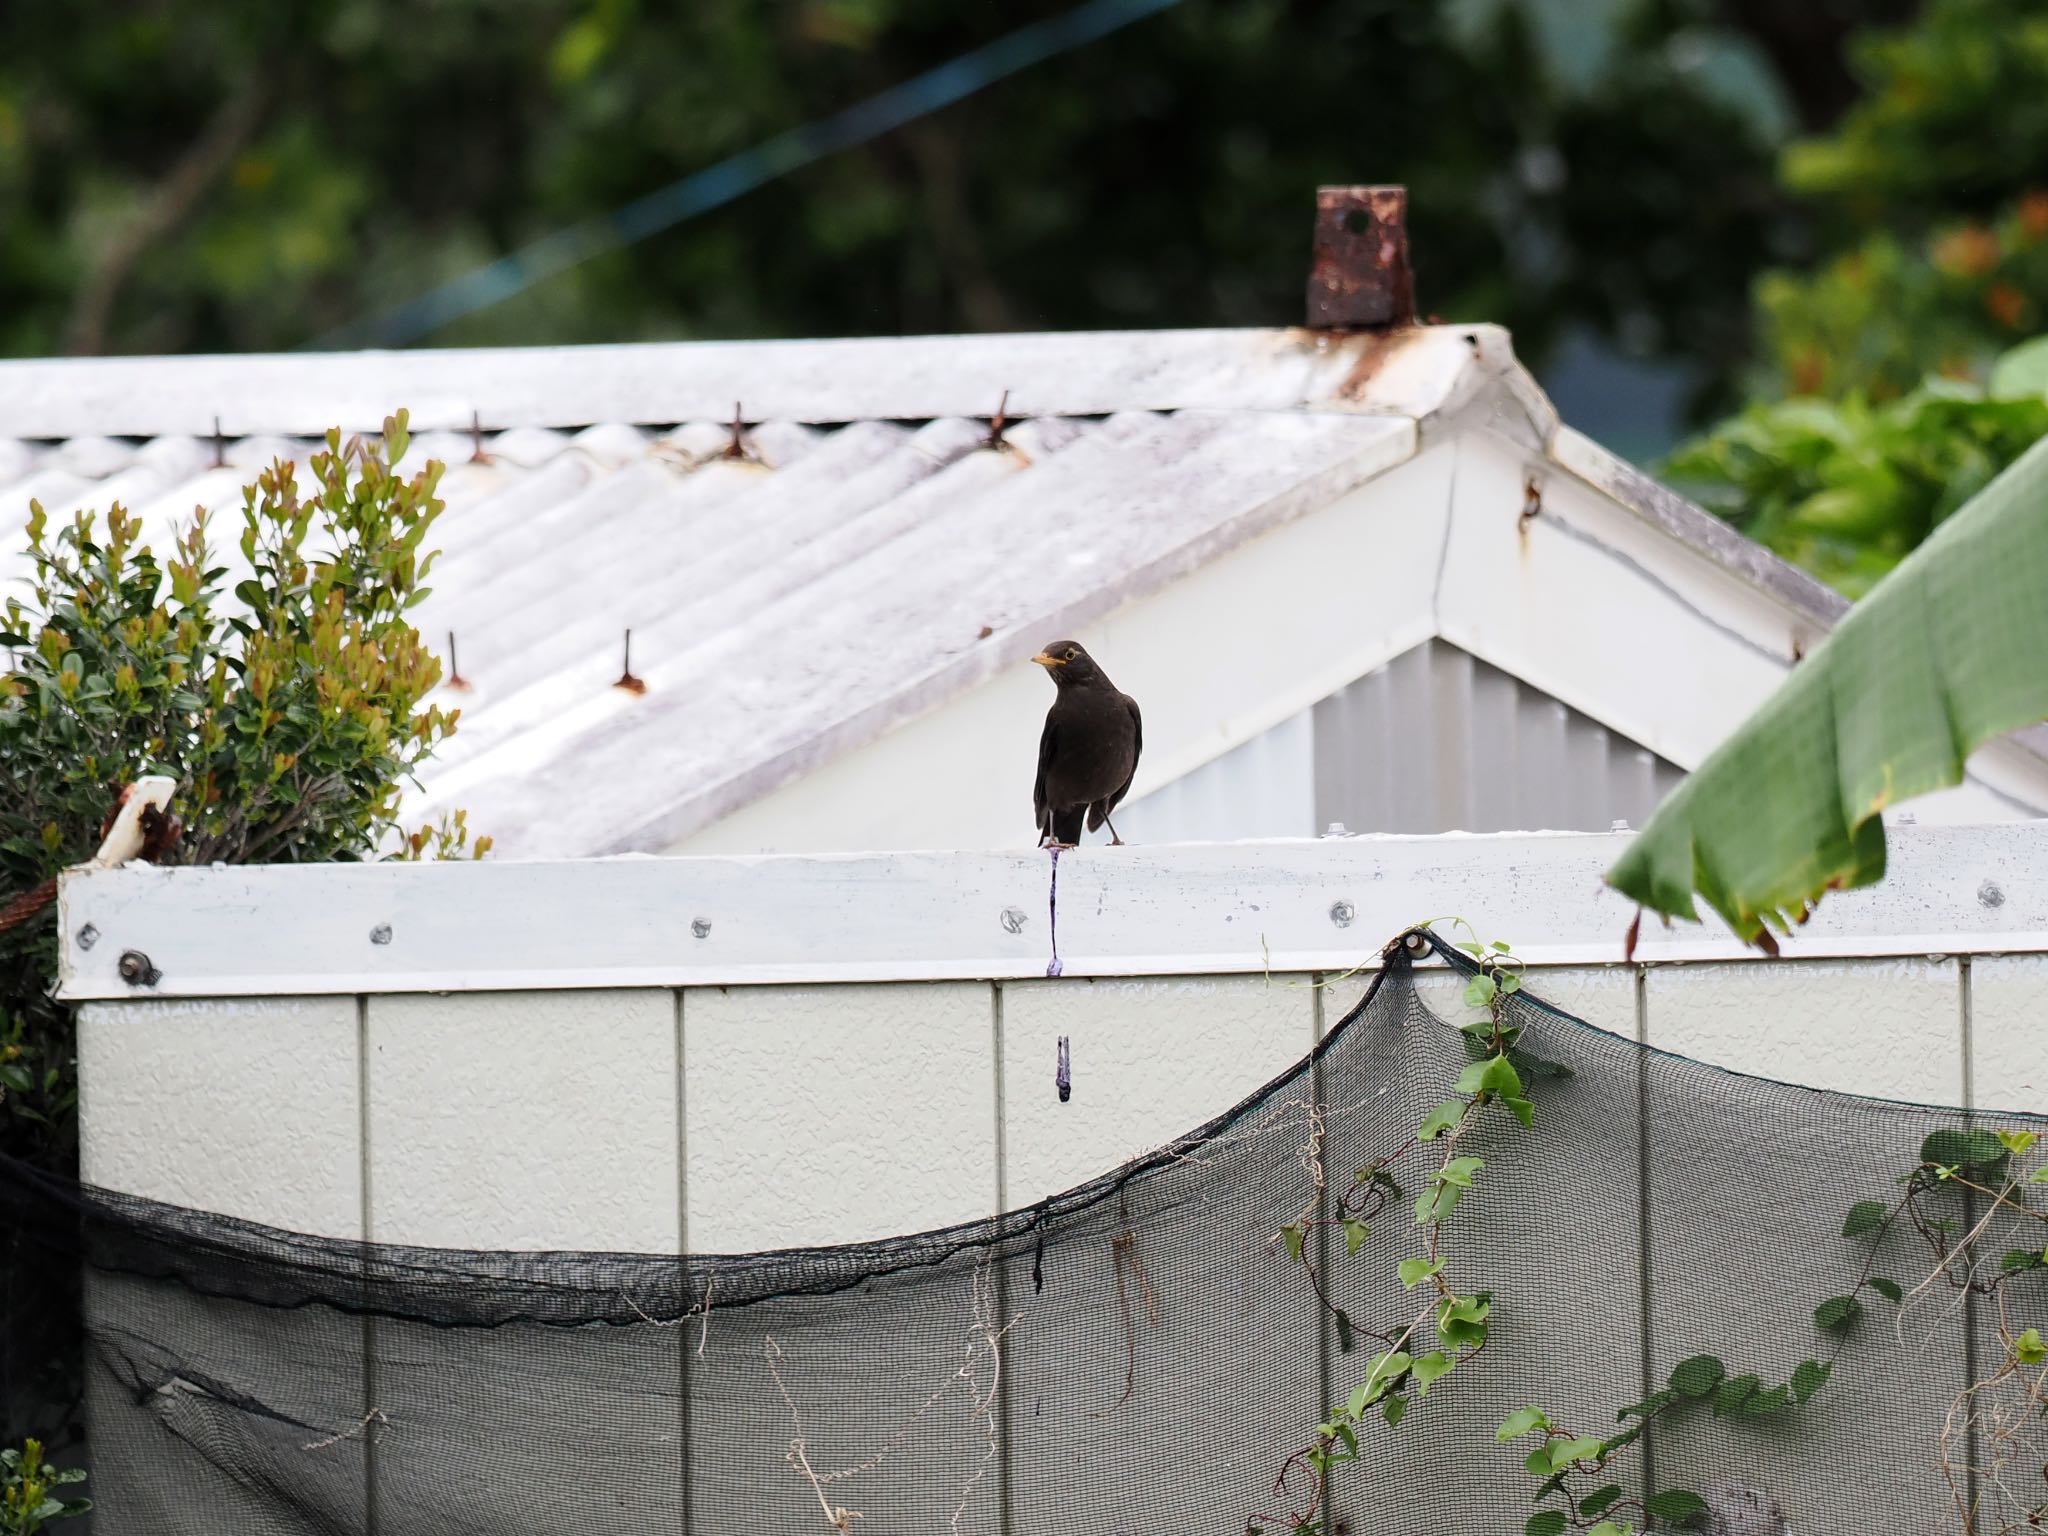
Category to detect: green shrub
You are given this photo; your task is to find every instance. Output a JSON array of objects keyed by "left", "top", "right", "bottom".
[{"left": 1, "top": 409, "right": 482, "bottom": 1165}]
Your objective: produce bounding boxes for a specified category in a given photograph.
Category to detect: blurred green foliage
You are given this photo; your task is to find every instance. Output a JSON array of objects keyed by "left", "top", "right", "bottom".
[
  {"left": 1668, "top": 0, "right": 2048, "bottom": 593},
  {"left": 0, "top": 0, "right": 1893, "bottom": 415},
  {"left": 1753, "top": 0, "right": 2048, "bottom": 401},
  {"left": 1664, "top": 347, "right": 2048, "bottom": 595}
]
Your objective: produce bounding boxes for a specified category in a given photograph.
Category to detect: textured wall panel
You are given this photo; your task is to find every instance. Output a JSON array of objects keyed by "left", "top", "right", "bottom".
[
  {"left": 367, "top": 988, "right": 678, "bottom": 1249},
  {"left": 78, "top": 996, "right": 361, "bottom": 1237},
  {"left": 1644, "top": 958, "right": 1963, "bottom": 1102},
  {"left": 682, "top": 981, "right": 996, "bottom": 1251},
  {"left": 998, "top": 974, "right": 1317, "bottom": 1207},
  {"left": 1966, "top": 953, "right": 2048, "bottom": 1113}
]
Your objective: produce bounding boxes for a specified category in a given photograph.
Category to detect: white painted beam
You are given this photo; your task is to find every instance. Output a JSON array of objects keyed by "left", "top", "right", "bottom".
[{"left": 55, "top": 822, "right": 2048, "bottom": 1002}]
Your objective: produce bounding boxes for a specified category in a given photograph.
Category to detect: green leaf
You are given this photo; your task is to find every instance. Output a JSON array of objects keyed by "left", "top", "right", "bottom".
[
  {"left": 1463, "top": 973, "right": 1497, "bottom": 1008},
  {"left": 1503, "top": 1095, "right": 1535, "bottom": 1127},
  {"left": 1418, "top": 1099, "right": 1464, "bottom": 1141},
  {"left": 1381, "top": 1393, "right": 1407, "bottom": 1427},
  {"left": 1669, "top": 1354, "right": 1725, "bottom": 1399},
  {"left": 1399, "top": 1257, "right": 1444, "bottom": 1289},
  {"left": 1335, "top": 1309, "right": 1355, "bottom": 1354},
  {"left": 1343, "top": 1218, "right": 1371, "bottom": 1255},
  {"left": 1990, "top": 336, "right": 2048, "bottom": 401},
  {"left": 1281, "top": 1224, "right": 1306, "bottom": 1263},
  {"left": 1998, "top": 1129, "right": 2040, "bottom": 1156},
  {"left": 1842, "top": 1200, "right": 1889, "bottom": 1238},
  {"left": 1790, "top": 1359, "right": 1832, "bottom": 1403},
  {"left": 1714, "top": 1373, "right": 1761, "bottom": 1415},
  {"left": 2016, "top": 1328, "right": 2046, "bottom": 1366},
  {"left": 1551, "top": 1437, "right": 1604, "bottom": 1468},
  {"left": 1605, "top": 435, "right": 2048, "bottom": 942},
  {"left": 1578, "top": 1486, "right": 1623, "bottom": 1518},
  {"left": 1646, "top": 1489, "right": 1708, "bottom": 1522},
  {"left": 1525, "top": 1513, "right": 1567, "bottom": 1536},
  {"left": 1922, "top": 1127, "right": 2010, "bottom": 1174},
  {"left": 1815, "top": 1295, "right": 1865, "bottom": 1334},
  {"left": 1439, "top": 1157, "right": 1482, "bottom": 1188},
  {"left": 1412, "top": 1350, "right": 1455, "bottom": 1394},
  {"left": 1498, "top": 1406, "right": 1551, "bottom": 1442},
  {"left": 1870, "top": 1276, "right": 1905, "bottom": 1302}
]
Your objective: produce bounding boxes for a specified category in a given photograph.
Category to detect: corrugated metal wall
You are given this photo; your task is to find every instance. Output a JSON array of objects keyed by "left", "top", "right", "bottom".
[{"left": 1118, "top": 639, "right": 1683, "bottom": 842}]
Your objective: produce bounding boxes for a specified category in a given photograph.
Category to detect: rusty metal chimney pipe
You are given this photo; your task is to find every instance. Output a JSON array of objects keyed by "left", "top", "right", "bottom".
[{"left": 1306, "top": 185, "right": 1415, "bottom": 330}]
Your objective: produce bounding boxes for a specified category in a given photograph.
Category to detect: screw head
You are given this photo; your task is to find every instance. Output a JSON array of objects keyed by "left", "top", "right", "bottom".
[
  {"left": 76, "top": 923, "right": 99, "bottom": 951},
  {"left": 369, "top": 924, "right": 393, "bottom": 946},
  {"left": 690, "top": 917, "right": 712, "bottom": 939},
  {"left": 117, "top": 950, "right": 160, "bottom": 987},
  {"left": 1000, "top": 907, "right": 1027, "bottom": 935},
  {"left": 1329, "top": 899, "right": 1355, "bottom": 928},
  {"left": 1979, "top": 880, "right": 2006, "bottom": 910}
]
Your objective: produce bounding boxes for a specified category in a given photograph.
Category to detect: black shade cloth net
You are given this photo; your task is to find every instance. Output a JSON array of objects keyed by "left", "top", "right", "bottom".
[{"left": 5, "top": 931, "right": 2047, "bottom": 1536}]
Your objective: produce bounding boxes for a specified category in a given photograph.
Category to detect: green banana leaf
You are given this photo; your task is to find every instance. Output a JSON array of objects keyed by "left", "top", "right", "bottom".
[{"left": 1606, "top": 430, "right": 2048, "bottom": 948}]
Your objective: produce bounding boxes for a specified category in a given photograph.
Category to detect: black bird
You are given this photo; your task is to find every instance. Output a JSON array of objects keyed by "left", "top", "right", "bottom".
[{"left": 1031, "top": 640, "right": 1142, "bottom": 847}]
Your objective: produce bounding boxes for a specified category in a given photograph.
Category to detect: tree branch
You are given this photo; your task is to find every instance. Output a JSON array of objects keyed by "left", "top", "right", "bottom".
[{"left": 64, "top": 74, "right": 273, "bottom": 356}]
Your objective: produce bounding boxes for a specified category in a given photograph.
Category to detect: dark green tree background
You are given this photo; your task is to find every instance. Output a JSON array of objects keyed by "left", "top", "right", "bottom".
[
  {"left": 4, "top": 0, "right": 2045, "bottom": 586},
  {"left": 0, "top": 2, "right": 1879, "bottom": 380}
]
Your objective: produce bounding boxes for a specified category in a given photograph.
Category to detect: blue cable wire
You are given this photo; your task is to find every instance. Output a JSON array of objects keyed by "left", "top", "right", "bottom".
[{"left": 309, "top": 0, "right": 1183, "bottom": 352}]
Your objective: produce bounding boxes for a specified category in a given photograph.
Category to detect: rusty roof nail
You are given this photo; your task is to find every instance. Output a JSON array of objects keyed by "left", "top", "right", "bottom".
[
  {"left": 445, "top": 631, "right": 471, "bottom": 692},
  {"left": 614, "top": 629, "right": 646, "bottom": 695},
  {"left": 470, "top": 410, "right": 490, "bottom": 464},
  {"left": 1306, "top": 184, "right": 1415, "bottom": 330},
  {"left": 1519, "top": 476, "right": 1543, "bottom": 532},
  {"left": 723, "top": 402, "right": 748, "bottom": 460},
  {"left": 985, "top": 389, "right": 1011, "bottom": 451}
]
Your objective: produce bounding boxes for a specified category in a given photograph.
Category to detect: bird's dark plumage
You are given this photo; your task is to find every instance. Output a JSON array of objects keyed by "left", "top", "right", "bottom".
[{"left": 1031, "top": 640, "right": 1141, "bottom": 846}]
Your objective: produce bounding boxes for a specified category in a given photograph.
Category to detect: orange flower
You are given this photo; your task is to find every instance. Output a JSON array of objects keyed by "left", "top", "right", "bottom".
[
  {"left": 2018, "top": 190, "right": 2048, "bottom": 243},
  {"left": 1933, "top": 224, "right": 2001, "bottom": 277},
  {"left": 1986, "top": 282, "right": 2029, "bottom": 329}
]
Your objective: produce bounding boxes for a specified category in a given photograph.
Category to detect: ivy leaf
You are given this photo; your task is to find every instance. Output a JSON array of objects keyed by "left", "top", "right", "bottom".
[
  {"left": 1464, "top": 973, "right": 1498, "bottom": 1009},
  {"left": 1815, "top": 1295, "right": 1864, "bottom": 1334},
  {"left": 1418, "top": 1099, "right": 1464, "bottom": 1141},
  {"left": 1790, "top": 1359, "right": 1832, "bottom": 1403},
  {"left": 1399, "top": 1257, "right": 1444, "bottom": 1289},
  {"left": 2000, "top": 1249, "right": 2043, "bottom": 1275},
  {"left": 1841, "top": 1200, "right": 1889, "bottom": 1238},
  {"left": 1503, "top": 1095, "right": 1536, "bottom": 1127},
  {"left": 1998, "top": 1129, "right": 2039, "bottom": 1156},
  {"left": 1498, "top": 1406, "right": 1551, "bottom": 1442},
  {"left": 1412, "top": 1350, "right": 1455, "bottom": 1394},
  {"left": 1714, "top": 1373, "right": 1761, "bottom": 1415},
  {"left": 1382, "top": 1393, "right": 1408, "bottom": 1427},
  {"left": 1335, "top": 1309, "right": 1355, "bottom": 1354},
  {"left": 1646, "top": 1490, "right": 1708, "bottom": 1522},
  {"left": 1668, "top": 1354, "right": 1725, "bottom": 1399},
  {"left": 2017, "top": 1328, "right": 2046, "bottom": 1366},
  {"left": 1281, "top": 1224, "right": 1306, "bottom": 1263},
  {"left": 1439, "top": 1157, "right": 1483, "bottom": 1188},
  {"left": 1343, "top": 1218, "right": 1371, "bottom": 1255},
  {"left": 1578, "top": 1486, "right": 1623, "bottom": 1518},
  {"left": 1869, "top": 1276, "right": 1905, "bottom": 1301},
  {"left": 1525, "top": 1514, "right": 1567, "bottom": 1536},
  {"left": 1743, "top": 1384, "right": 1793, "bottom": 1416}
]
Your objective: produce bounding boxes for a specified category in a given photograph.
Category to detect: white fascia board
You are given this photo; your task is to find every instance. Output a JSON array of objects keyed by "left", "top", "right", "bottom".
[
  {"left": 56, "top": 821, "right": 2048, "bottom": 1001},
  {"left": 0, "top": 325, "right": 1503, "bottom": 439}
]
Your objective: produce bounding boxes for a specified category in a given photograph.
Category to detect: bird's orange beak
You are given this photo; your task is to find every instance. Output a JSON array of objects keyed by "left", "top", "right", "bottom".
[{"left": 1031, "top": 651, "right": 1065, "bottom": 668}]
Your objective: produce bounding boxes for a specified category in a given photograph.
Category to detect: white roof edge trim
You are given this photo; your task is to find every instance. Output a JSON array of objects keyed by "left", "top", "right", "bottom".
[
  {"left": 56, "top": 822, "right": 2048, "bottom": 1000},
  {"left": 0, "top": 325, "right": 1505, "bottom": 440}
]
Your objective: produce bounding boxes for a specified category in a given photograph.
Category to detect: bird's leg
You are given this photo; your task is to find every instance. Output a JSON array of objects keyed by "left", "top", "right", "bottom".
[{"left": 1102, "top": 814, "right": 1124, "bottom": 847}]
